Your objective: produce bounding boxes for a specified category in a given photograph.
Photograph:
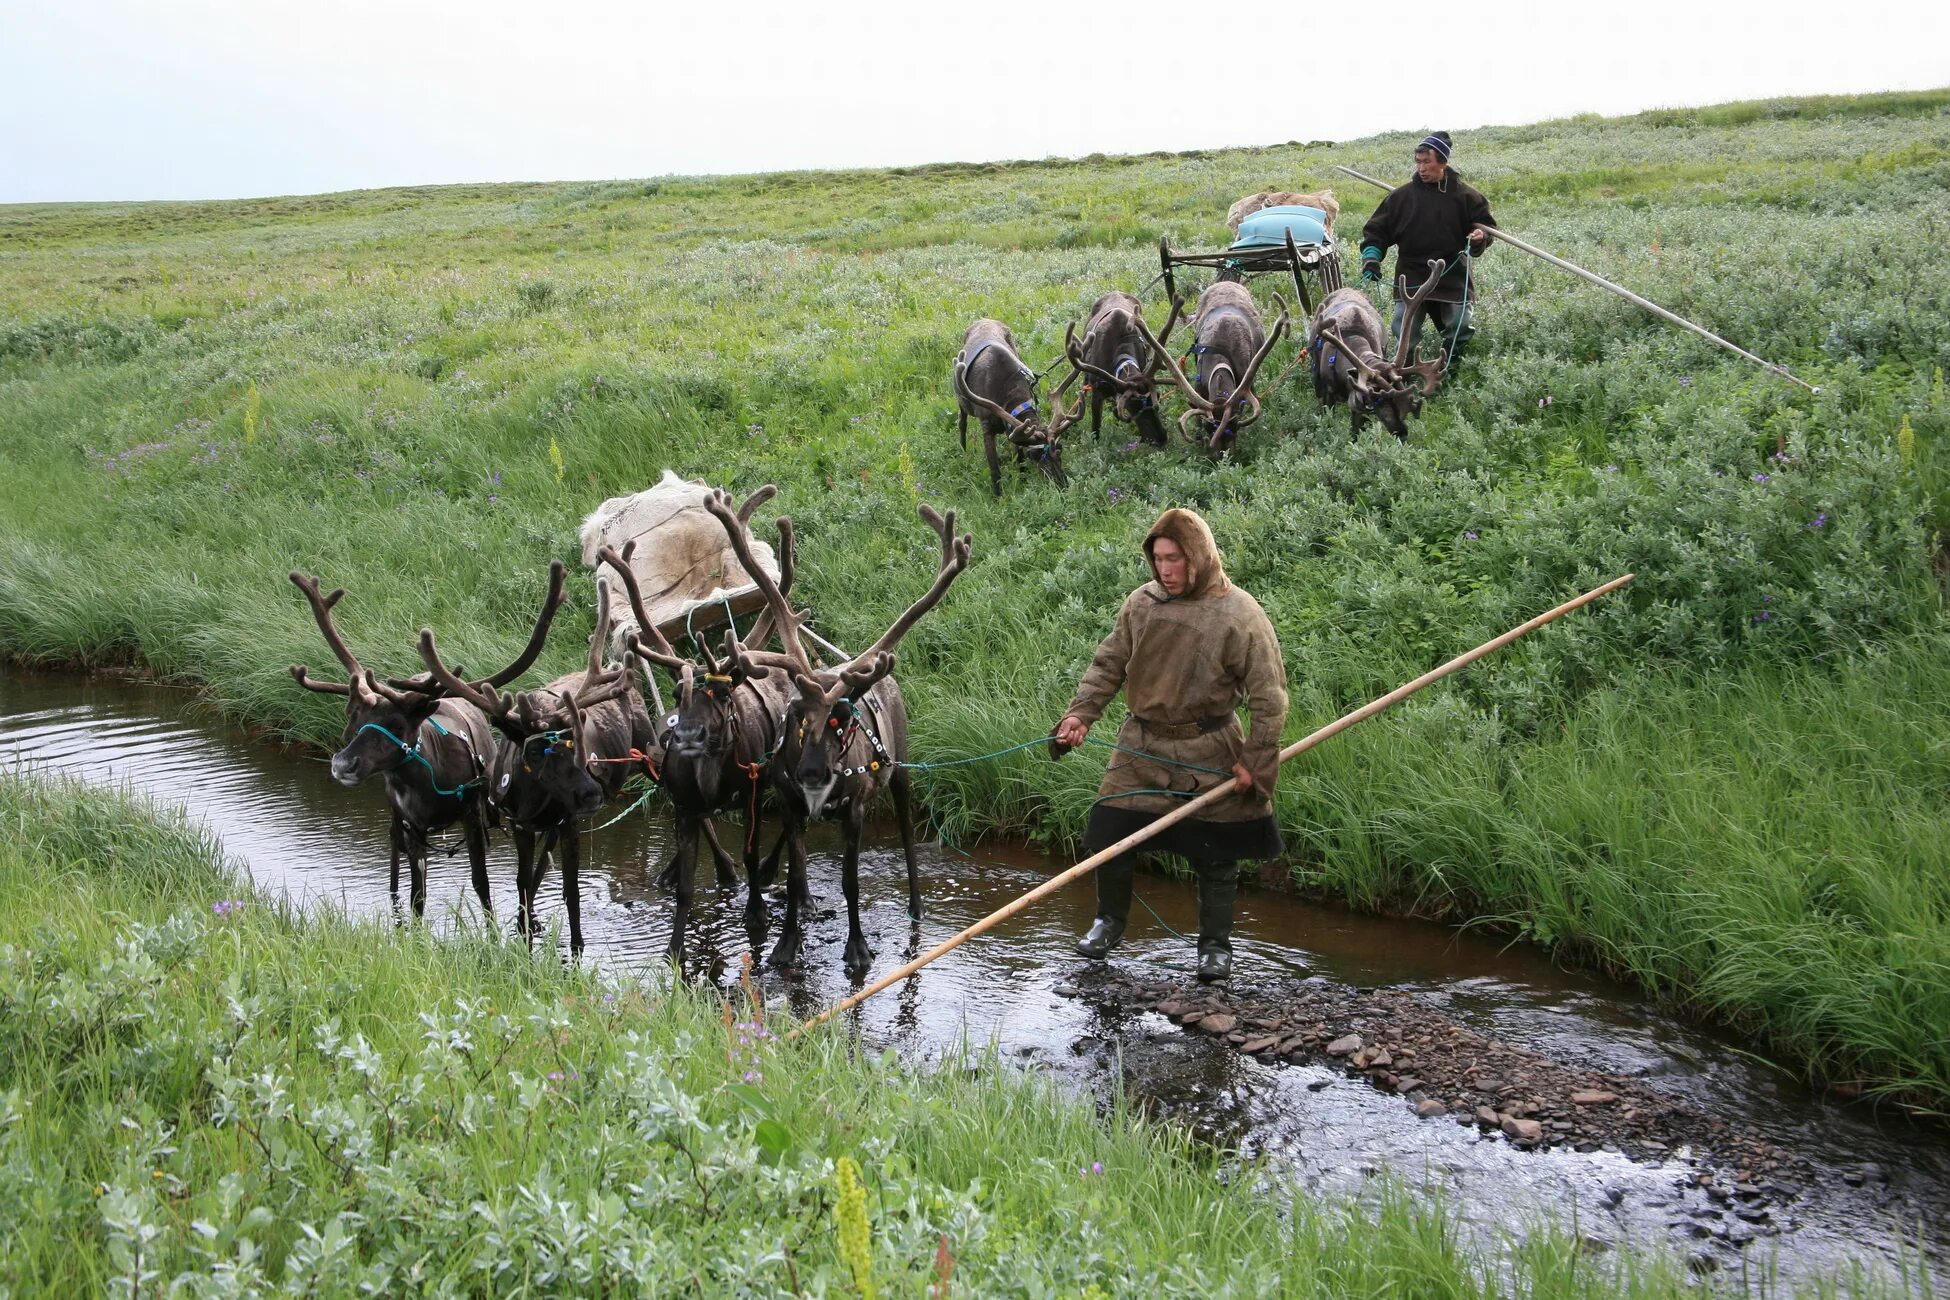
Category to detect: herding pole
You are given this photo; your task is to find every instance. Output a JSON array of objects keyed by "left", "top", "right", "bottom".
[
  {"left": 1332, "top": 164, "right": 1820, "bottom": 394},
  {"left": 785, "top": 572, "right": 1635, "bottom": 1040}
]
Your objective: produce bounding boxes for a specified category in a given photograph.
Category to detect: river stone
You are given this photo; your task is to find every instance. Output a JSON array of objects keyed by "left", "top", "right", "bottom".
[
  {"left": 1475, "top": 1106, "right": 1500, "bottom": 1128},
  {"left": 1326, "top": 1034, "right": 1363, "bottom": 1056},
  {"left": 1178, "top": 1011, "right": 1205, "bottom": 1025},
  {"left": 1416, "top": 1099, "right": 1447, "bottom": 1118},
  {"left": 1157, "top": 1000, "right": 1189, "bottom": 1019},
  {"left": 1197, "top": 1013, "right": 1238, "bottom": 1034},
  {"left": 1395, "top": 1077, "right": 1422, "bottom": 1094},
  {"left": 1367, "top": 1048, "right": 1393, "bottom": 1068},
  {"left": 1242, "top": 1036, "right": 1279, "bottom": 1054},
  {"left": 1501, "top": 1116, "right": 1544, "bottom": 1142},
  {"left": 1571, "top": 1090, "right": 1618, "bottom": 1106}
]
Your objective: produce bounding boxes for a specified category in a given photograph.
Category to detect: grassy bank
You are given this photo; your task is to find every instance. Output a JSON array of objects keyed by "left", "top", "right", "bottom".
[
  {"left": 0, "top": 771, "right": 1806, "bottom": 1297},
  {"left": 2, "top": 90, "right": 1948, "bottom": 1103}
]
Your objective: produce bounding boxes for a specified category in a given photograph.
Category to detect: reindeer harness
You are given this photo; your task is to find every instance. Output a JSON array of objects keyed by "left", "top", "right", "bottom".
[{"left": 356, "top": 716, "right": 488, "bottom": 798}]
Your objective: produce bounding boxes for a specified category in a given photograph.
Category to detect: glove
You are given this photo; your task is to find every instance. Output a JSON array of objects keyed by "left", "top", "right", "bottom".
[{"left": 1360, "top": 245, "right": 1383, "bottom": 285}]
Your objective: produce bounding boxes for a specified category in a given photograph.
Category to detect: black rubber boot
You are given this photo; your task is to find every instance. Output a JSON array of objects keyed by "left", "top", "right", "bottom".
[
  {"left": 1077, "top": 916, "right": 1126, "bottom": 959},
  {"left": 1195, "top": 861, "right": 1238, "bottom": 984},
  {"left": 1078, "top": 852, "right": 1135, "bottom": 958}
]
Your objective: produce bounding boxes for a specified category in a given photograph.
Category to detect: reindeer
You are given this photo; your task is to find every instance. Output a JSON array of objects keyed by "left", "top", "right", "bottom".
[
  {"left": 418, "top": 579, "right": 655, "bottom": 955},
  {"left": 707, "top": 488, "right": 971, "bottom": 974},
  {"left": 1064, "top": 292, "right": 1183, "bottom": 444},
  {"left": 288, "top": 563, "right": 564, "bottom": 918},
  {"left": 1142, "top": 284, "right": 1291, "bottom": 453},
  {"left": 597, "top": 511, "right": 796, "bottom": 965},
  {"left": 1309, "top": 258, "right": 1450, "bottom": 437},
  {"left": 952, "top": 320, "right": 1082, "bottom": 496}
]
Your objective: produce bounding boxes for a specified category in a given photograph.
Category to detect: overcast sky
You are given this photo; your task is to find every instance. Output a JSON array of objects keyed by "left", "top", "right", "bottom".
[{"left": 2, "top": 0, "right": 1944, "bottom": 204}]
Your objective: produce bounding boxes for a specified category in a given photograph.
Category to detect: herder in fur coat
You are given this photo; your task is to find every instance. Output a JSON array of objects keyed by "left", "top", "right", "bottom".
[{"left": 1051, "top": 508, "right": 1288, "bottom": 982}]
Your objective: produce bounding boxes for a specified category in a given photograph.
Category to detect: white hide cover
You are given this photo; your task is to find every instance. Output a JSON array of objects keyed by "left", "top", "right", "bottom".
[{"left": 578, "top": 470, "right": 780, "bottom": 654}]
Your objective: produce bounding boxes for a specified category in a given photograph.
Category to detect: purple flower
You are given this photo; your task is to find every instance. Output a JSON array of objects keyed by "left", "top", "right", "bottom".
[
  {"left": 1107, "top": 488, "right": 1122, "bottom": 503},
  {"left": 1463, "top": 530, "right": 1478, "bottom": 541},
  {"left": 211, "top": 899, "right": 244, "bottom": 917},
  {"left": 1123, "top": 439, "right": 1139, "bottom": 452},
  {"left": 742, "top": 1070, "right": 763, "bottom": 1084},
  {"left": 547, "top": 1071, "right": 565, "bottom": 1081},
  {"left": 1679, "top": 377, "right": 1693, "bottom": 387},
  {"left": 1771, "top": 451, "right": 1794, "bottom": 465},
  {"left": 1752, "top": 611, "right": 1774, "bottom": 622},
  {"left": 1808, "top": 512, "right": 1828, "bottom": 529},
  {"left": 1752, "top": 473, "right": 1770, "bottom": 484}
]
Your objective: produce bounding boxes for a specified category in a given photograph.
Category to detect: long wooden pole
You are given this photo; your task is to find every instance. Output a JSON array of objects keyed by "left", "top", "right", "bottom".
[
  {"left": 785, "top": 572, "right": 1635, "bottom": 1039},
  {"left": 1333, "top": 164, "right": 1819, "bottom": 394}
]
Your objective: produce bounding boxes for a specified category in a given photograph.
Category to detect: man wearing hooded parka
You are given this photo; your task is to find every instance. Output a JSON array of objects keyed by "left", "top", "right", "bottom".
[{"left": 1052, "top": 508, "right": 1289, "bottom": 982}]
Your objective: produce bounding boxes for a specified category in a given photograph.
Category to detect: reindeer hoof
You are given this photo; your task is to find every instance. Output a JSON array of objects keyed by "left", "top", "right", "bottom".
[
  {"left": 843, "top": 937, "right": 874, "bottom": 975},
  {"left": 767, "top": 933, "right": 804, "bottom": 969}
]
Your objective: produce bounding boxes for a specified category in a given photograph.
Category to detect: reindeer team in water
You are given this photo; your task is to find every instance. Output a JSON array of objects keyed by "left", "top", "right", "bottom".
[{"left": 292, "top": 186, "right": 1452, "bottom": 967}]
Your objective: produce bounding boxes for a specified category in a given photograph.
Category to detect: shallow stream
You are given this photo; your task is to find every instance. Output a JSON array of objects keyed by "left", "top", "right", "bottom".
[{"left": 2, "top": 668, "right": 1941, "bottom": 1287}]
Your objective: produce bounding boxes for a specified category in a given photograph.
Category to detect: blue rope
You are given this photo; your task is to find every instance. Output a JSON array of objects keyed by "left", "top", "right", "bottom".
[
  {"left": 1442, "top": 245, "right": 1475, "bottom": 366},
  {"left": 355, "top": 722, "right": 480, "bottom": 798}
]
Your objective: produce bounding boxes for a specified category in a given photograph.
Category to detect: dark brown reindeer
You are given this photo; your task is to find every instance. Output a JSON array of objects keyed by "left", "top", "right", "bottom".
[
  {"left": 1142, "top": 283, "right": 1290, "bottom": 452},
  {"left": 597, "top": 511, "right": 796, "bottom": 964},
  {"left": 707, "top": 487, "right": 971, "bottom": 974},
  {"left": 418, "top": 579, "right": 655, "bottom": 955},
  {"left": 1065, "top": 291, "right": 1184, "bottom": 444},
  {"left": 1309, "top": 258, "right": 1450, "bottom": 437},
  {"left": 952, "top": 320, "right": 1082, "bottom": 496},
  {"left": 288, "top": 563, "right": 565, "bottom": 918}
]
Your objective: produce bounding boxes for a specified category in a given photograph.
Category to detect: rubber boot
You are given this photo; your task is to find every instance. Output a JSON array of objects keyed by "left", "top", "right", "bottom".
[
  {"left": 1078, "top": 852, "right": 1135, "bottom": 958},
  {"left": 1195, "top": 861, "right": 1238, "bottom": 983}
]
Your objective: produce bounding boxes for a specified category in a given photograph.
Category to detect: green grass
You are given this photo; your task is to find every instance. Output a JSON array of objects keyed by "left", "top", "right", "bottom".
[
  {"left": 0, "top": 771, "right": 1830, "bottom": 1298},
  {"left": 1, "top": 89, "right": 1949, "bottom": 1107}
]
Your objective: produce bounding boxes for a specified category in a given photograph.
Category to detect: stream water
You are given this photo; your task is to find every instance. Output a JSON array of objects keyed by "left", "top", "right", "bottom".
[{"left": 1, "top": 668, "right": 1941, "bottom": 1288}]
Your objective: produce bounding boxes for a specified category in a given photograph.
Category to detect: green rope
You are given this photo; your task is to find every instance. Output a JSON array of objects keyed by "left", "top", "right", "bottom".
[{"left": 586, "top": 787, "right": 654, "bottom": 833}]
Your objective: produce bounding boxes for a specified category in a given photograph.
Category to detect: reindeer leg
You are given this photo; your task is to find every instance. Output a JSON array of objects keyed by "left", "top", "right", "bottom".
[
  {"left": 983, "top": 423, "right": 1003, "bottom": 498},
  {"left": 1090, "top": 390, "right": 1103, "bottom": 434},
  {"left": 388, "top": 815, "right": 404, "bottom": 897},
  {"left": 513, "top": 828, "right": 541, "bottom": 945},
  {"left": 667, "top": 813, "right": 699, "bottom": 966},
  {"left": 466, "top": 803, "right": 493, "bottom": 920},
  {"left": 561, "top": 828, "right": 584, "bottom": 958},
  {"left": 958, "top": 408, "right": 968, "bottom": 452},
  {"left": 702, "top": 818, "right": 740, "bottom": 888},
  {"left": 408, "top": 828, "right": 429, "bottom": 919},
  {"left": 890, "top": 766, "right": 923, "bottom": 921},
  {"left": 840, "top": 807, "right": 873, "bottom": 976},
  {"left": 768, "top": 824, "right": 808, "bottom": 969}
]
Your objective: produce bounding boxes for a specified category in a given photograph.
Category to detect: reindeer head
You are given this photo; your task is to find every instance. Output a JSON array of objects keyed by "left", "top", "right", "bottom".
[
  {"left": 954, "top": 360, "right": 1079, "bottom": 488},
  {"left": 1065, "top": 297, "right": 1184, "bottom": 436},
  {"left": 708, "top": 488, "right": 971, "bottom": 821},
  {"left": 1142, "top": 294, "right": 1289, "bottom": 453},
  {"left": 289, "top": 564, "right": 565, "bottom": 789},
  {"left": 418, "top": 574, "right": 628, "bottom": 825},
  {"left": 598, "top": 504, "right": 785, "bottom": 806}
]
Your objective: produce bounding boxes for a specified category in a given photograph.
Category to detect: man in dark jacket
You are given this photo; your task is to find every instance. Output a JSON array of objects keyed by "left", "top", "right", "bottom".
[{"left": 1359, "top": 131, "right": 1497, "bottom": 364}]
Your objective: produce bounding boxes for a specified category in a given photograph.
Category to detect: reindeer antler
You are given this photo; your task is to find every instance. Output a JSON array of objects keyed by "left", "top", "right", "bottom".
[
  {"left": 572, "top": 578, "right": 631, "bottom": 707},
  {"left": 416, "top": 626, "right": 518, "bottom": 726},
  {"left": 707, "top": 487, "right": 823, "bottom": 698},
  {"left": 1392, "top": 259, "right": 1450, "bottom": 370},
  {"left": 1134, "top": 314, "right": 1216, "bottom": 414},
  {"left": 1064, "top": 320, "right": 1124, "bottom": 388},
  {"left": 954, "top": 362, "right": 1030, "bottom": 432},
  {"left": 289, "top": 572, "right": 366, "bottom": 696},
  {"left": 836, "top": 504, "right": 972, "bottom": 698},
  {"left": 1212, "top": 295, "right": 1290, "bottom": 438},
  {"left": 1143, "top": 296, "right": 1187, "bottom": 374}
]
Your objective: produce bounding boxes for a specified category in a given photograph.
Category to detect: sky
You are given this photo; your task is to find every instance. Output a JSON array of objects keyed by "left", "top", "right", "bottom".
[{"left": 2, "top": 0, "right": 1945, "bottom": 204}]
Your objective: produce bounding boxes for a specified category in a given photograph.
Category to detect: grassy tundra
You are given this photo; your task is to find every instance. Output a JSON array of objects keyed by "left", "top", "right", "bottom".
[{"left": 2, "top": 91, "right": 1949, "bottom": 1106}]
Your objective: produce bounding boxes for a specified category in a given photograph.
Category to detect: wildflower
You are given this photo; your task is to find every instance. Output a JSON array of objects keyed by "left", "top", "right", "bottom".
[
  {"left": 1603, "top": 464, "right": 1619, "bottom": 474},
  {"left": 546, "top": 1071, "right": 564, "bottom": 1081},
  {"left": 1080, "top": 1160, "right": 1104, "bottom": 1177},
  {"left": 1752, "top": 472, "right": 1770, "bottom": 484},
  {"left": 1463, "top": 530, "right": 1478, "bottom": 541},
  {"left": 834, "top": 1156, "right": 876, "bottom": 1299},
  {"left": 1771, "top": 450, "right": 1794, "bottom": 465},
  {"left": 1107, "top": 488, "right": 1122, "bottom": 503},
  {"left": 1808, "top": 512, "right": 1828, "bottom": 529},
  {"left": 1537, "top": 395, "right": 1553, "bottom": 409},
  {"left": 743, "top": 1070, "right": 763, "bottom": 1084},
  {"left": 1679, "top": 376, "right": 1693, "bottom": 387},
  {"left": 1123, "top": 439, "right": 1139, "bottom": 452},
  {"left": 849, "top": 416, "right": 863, "bottom": 426},
  {"left": 1897, "top": 413, "right": 1915, "bottom": 466},
  {"left": 1752, "top": 611, "right": 1774, "bottom": 622},
  {"left": 211, "top": 899, "right": 244, "bottom": 917}
]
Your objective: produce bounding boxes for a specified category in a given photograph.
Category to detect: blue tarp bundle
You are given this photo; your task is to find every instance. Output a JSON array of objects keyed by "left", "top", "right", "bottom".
[{"left": 1231, "top": 205, "right": 1329, "bottom": 250}]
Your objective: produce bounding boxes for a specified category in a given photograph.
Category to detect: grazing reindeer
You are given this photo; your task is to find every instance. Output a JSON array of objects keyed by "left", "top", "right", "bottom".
[
  {"left": 1142, "top": 284, "right": 1291, "bottom": 452},
  {"left": 288, "top": 563, "right": 565, "bottom": 918},
  {"left": 708, "top": 487, "right": 971, "bottom": 974},
  {"left": 1309, "top": 258, "right": 1450, "bottom": 437},
  {"left": 599, "top": 517, "right": 795, "bottom": 964},
  {"left": 1065, "top": 292, "right": 1183, "bottom": 444},
  {"left": 952, "top": 320, "right": 1083, "bottom": 496},
  {"left": 418, "top": 580, "right": 655, "bottom": 955}
]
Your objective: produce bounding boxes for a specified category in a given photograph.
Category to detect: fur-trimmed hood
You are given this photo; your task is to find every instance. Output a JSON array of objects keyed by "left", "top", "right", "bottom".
[{"left": 1143, "top": 508, "right": 1229, "bottom": 599}]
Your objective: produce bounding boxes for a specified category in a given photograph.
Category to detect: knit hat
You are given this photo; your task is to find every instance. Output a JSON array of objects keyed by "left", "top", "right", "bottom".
[{"left": 1416, "top": 131, "right": 1452, "bottom": 161}]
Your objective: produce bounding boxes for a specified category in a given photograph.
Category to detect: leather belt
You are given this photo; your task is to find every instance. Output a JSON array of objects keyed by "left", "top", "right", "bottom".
[{"left": 1130, "top": 714, "right": 1231, "bottom": 739}]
